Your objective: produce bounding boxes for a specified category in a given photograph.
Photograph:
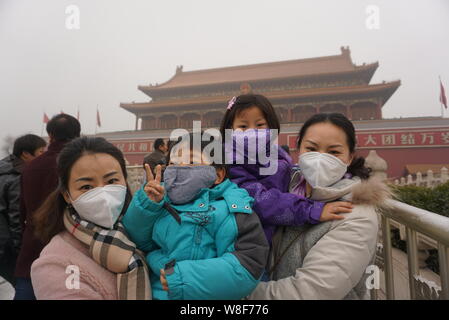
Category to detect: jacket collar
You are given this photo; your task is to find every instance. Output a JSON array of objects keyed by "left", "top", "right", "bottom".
[
  {"left": 47, "top": 140, "right": 68, "bottom": 153},
  {"left": 290, "top": 169, "right": 361, "bottom": 202},
  {"left": 170, "top": 179, "right": 253, "bottom": 214},
  {"left": 0, "top": 154, "right": 24, "bottom": 175},
  {"left": 11, "top": 155, "right": 25, "bottom": 173},
  {"left": 309, "top": 177, "right": 361, "bottom": 202}
]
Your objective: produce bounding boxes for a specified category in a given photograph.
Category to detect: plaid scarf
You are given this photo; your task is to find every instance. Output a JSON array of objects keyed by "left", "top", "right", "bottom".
[{"left": 63, "top": 209, "right": 151, "bottom": 300}]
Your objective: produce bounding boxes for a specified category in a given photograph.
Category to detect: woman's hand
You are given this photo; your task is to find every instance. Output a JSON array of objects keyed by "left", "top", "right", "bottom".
[
  {"left": 160, "top": 269, "right": 169, "bottom": 291},
  {"left": 320, "top": 201, "right": 353, "bottom": 221},
  {"left": 144, "top": 164, "right": 165, "bottom": 203}
]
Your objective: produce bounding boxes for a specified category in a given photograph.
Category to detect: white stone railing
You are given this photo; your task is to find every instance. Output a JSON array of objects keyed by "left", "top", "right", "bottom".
[
  {"left": 394, "top": 167, "right": 448, "bottom": 188},
  {"left": 125, "top": 162, "right": 449, "bottom": 300},
  {"left": 375, "top": 200, "right": 449, "bottom": 300}
]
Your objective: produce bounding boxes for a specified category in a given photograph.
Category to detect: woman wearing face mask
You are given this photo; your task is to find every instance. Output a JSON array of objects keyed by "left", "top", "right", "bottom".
[
  {"left": 220, "top": 95, "right": 354, "bottom": 250},
  {"left": 122, "top": 132, "right": 269, "bottom": 300},
  {"left": 30, "top": 137, "right": 151, "bottom": 300},
  {"left": 248, "top": 113, "right": 393, "bottom": 300}
]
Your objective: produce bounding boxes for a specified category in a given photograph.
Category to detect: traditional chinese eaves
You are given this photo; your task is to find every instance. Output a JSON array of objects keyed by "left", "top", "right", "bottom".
[
  {"left": 120, "top": 46, "right": 401, "bottom": 128},
  {"left": 138, "top": 46, "right": 377, "bottom": 97},
  {"left": 121, "top": 81, "right": 400, "bottom": 113}
]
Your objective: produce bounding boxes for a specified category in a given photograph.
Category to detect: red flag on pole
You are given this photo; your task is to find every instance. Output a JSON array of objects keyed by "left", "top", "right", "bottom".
[
  {"left": 440, "top": 79, "right": 448, "bottom": 109},
  {"left": 96, "top": 109, "right": 101, "bottom": 127},
  {"left": 43, "top": 112, "right": 49, "bottom": 124}
]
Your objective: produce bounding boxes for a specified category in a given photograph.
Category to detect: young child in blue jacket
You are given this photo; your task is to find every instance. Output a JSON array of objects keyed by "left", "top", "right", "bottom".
[{"left": 122, "top": 132, "right": 269, "bottom": 300}]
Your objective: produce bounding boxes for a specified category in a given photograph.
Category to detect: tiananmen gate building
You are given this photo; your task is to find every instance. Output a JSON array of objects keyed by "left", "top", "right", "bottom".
[{"left": 99, "top": 47, "right": 449, "bottom": 180}]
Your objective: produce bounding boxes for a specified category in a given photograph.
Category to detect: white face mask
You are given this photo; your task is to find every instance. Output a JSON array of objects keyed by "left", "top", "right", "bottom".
[
  {"left": 69, "top": 184, "right": 127, "bottom": 229},
  {"left": 298, "top": 152, "right": 348, "bottom": 188}
]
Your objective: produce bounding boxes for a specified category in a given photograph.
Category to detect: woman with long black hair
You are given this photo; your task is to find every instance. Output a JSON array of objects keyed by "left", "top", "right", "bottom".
[
  {"left": 31, "top": 136, "right": 150, "bottom": 300},
  {"left": 249, "top": 113, "right": 392, "bottom": 300}
]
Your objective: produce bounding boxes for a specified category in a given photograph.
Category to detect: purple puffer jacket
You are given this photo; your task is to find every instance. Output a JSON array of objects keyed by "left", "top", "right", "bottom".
[{"left": 229, "top": 146, "right": 325, "bottom": 245}]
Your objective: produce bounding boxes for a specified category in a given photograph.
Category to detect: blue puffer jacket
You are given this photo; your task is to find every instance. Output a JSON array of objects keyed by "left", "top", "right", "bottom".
[{"left": 123, "top": 178, "right": 269, "bottom": 300}]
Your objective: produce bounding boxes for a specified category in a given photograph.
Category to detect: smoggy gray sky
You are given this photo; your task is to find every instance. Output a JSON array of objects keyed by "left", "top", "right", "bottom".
[{"left": 1, "top": 0, "right": 448, "bottom": 155}]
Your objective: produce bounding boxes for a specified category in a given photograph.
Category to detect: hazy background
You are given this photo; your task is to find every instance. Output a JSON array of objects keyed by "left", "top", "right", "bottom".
[{"left": 1, "top": 0, "right": 448, "bottom": 155}]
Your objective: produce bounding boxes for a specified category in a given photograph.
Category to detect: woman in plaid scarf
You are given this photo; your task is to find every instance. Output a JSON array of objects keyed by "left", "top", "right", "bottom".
[{"left": 30, "top": 137, "right": 151, "bottom": 300}]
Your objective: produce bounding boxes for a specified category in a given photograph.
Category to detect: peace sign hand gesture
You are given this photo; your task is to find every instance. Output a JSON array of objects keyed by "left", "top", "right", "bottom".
[{"left": 144, "top": 164, "right": 165, "bottom": 203}]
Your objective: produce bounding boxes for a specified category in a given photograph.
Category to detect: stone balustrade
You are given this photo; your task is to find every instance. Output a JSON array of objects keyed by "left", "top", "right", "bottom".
[{"left": 394, "top": 167, "right": 448, "bottom": 188}]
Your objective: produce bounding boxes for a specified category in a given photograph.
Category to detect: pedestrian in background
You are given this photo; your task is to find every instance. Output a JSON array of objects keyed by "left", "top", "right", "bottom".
[
  {"left": 0, "top": 134, "right": 46, "bottom": 287},
  {"left": 14, "top": 114, "right": 80, "bottom": 300},
  {"left": 143, "top": 138, "right": 167, "bottom": 176}
]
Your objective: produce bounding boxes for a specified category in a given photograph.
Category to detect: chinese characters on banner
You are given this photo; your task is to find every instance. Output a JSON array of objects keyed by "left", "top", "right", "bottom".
[
  {"left": 111, "top": 141, "right": 152, "bottom": 153},
  {"left": 286, "top": 130, "right": 449, "bottom": 149},
  {"left": 111, "top": 130, "right": 449, "bottom": 154},
  {"left": 355, "top": 131, "right": 449, "bottom": 148}
]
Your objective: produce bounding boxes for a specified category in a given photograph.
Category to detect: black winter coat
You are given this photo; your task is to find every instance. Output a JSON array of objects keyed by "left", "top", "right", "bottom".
[{"left": 0, "top": 155, "right": 23, "bottom": 258}]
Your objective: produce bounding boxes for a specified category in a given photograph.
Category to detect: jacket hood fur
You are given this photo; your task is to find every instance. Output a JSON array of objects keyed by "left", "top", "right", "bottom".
[
  {"left": 350, "top": 176, "right": 394, "bottom": 208},
  {"left": 309, "top": 176, "right": 394, "bottom": 209}
]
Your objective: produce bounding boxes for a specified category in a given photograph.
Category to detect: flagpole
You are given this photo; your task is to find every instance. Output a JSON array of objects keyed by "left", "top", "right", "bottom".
[
  {"left": 41, "top": 110, "right": 45, "bottom": 137},
  {"left": 440, "top": 76, "right": 444, "bottom": 118},
  {"left": 95, "top": 104, "right": 98, "bottom": 136}
]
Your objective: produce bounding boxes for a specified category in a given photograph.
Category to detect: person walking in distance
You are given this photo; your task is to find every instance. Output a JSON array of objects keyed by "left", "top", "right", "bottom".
[
  {"left": 143, "top": 139, "right": 168, "bottom": 176},
  {"left": 0, "top": 134, "right": 46, "bottom": 287},
  {"left": 14, "top": 114, "right": 80, "bottom": 300}
]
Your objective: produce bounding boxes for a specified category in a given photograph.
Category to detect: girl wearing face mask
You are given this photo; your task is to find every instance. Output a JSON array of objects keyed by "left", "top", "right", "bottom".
[
  {"left": 249, "top": 113, "right": 393, "bottom": 300},
  {"left": 122, "top": 132, "right": 269, "bottom": 300},
  {"left": 220, "top": 94, "right": 351, "bottom": 249},
  {"left": 31, "top": 137, "right": 151, "bottom": 300}
]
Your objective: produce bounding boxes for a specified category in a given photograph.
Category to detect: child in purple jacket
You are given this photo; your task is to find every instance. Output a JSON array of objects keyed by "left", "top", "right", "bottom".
[{"left": 220, "top": 94, "right": 352, "bottom": 245}]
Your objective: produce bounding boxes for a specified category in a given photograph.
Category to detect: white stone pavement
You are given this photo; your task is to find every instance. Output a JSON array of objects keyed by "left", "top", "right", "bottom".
[{"left": 0, "top": 276, "right": 15, "bottom": 300}]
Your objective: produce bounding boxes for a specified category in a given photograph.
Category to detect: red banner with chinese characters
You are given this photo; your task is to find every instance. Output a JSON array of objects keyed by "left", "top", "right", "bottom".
[
  {"left": 286, "top": 128, "right": 449, "bottom": 150},
  {"left": 110, "top": 128, "right": 449, "bottom": 155},
  {"left": 355, "top": 129, "right": 449, "bottom": 149},
  {"left": 110, "top": 141, "right": 153, "bottom": 154}
]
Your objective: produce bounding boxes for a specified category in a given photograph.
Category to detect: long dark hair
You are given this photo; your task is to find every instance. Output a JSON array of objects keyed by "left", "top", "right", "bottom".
[
  {"left": 297, "top": 113, "right": 371, "bottom": 179},
  {"left": 34, "top": 136, "right": 132, "bottom": 244},
  {"left": 220, "top": 94, "right": 280, "bottom": 136}
]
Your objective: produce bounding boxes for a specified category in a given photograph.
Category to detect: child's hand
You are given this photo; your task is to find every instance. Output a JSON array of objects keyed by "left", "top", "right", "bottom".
[
  {"left": 160, "top": 269, "right": 169, "bottom": 291},
  {"left": 320, "top": 201, "right": 353, "bottom": 222},
  {"left": 144, "top": 164, "right": 165, "bottom": 203}
]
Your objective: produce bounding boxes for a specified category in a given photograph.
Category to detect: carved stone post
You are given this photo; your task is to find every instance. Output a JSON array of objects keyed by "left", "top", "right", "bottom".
[
  {"left": 416, "top": 172, "right": 423, "bottom": 187},
  {"left": 441, "top": 167, "right": 448, "bottom": 184},
  {"left": 426, "top": 170, "right": 434, "bottom": 188},
  {"left": 346, "top": 105, "right": 352, "bottom": 120},
  {"left": 365, "top": 150, "right": 388, "bottom": 181},
  {"left": 400, "top": 177, "right": 406, "bottom": 186}
]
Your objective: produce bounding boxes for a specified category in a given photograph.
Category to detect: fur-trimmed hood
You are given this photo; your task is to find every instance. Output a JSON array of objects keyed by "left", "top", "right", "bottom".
[
  {"left": 291, "top": 170, "right": 393, "bottom": 209},
  {"left": 311, "top": 176, "right": 393, "bottom": 209}
]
